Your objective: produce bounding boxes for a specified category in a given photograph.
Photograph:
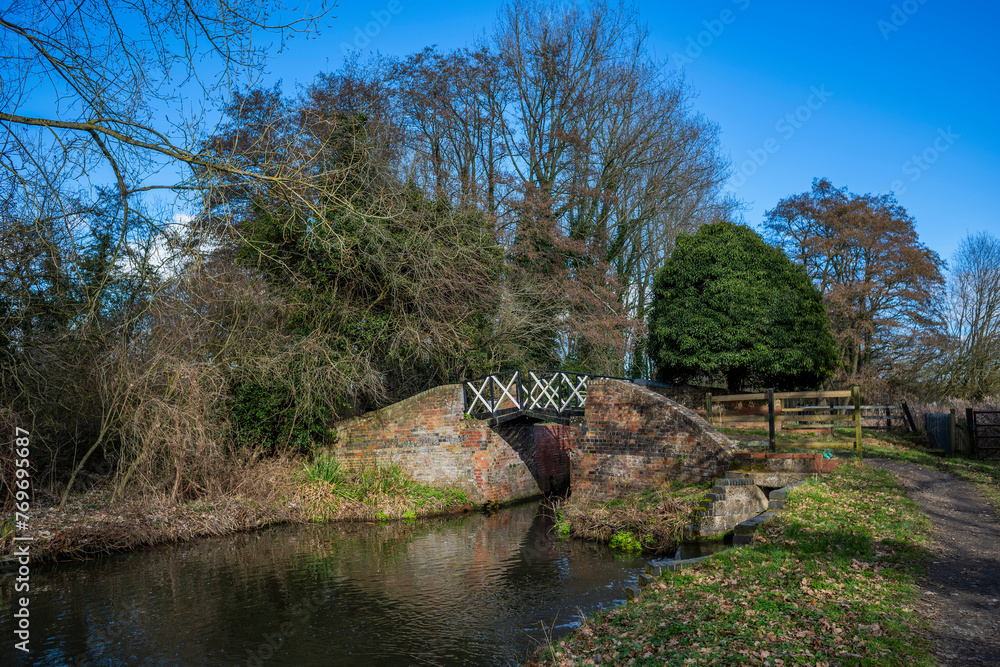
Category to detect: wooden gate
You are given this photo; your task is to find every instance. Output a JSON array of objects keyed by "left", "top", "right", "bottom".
[{"left": 972, "top": 411, "right": 1000, "bottom": 460}]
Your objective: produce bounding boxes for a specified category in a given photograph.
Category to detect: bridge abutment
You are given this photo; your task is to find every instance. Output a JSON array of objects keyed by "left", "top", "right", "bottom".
[
  {"left": 569, "top": 379, "right": 732, "bottom": 500},
  {"left": 331, "top": 377, "right": 733, "bottom": 505}
]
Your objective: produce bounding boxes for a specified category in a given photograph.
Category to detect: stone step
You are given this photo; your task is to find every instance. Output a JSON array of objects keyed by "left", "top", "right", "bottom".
[
  {"left": 732, "top": 510, "right": 779, "bottom": 546},
  {"left": 646, "top": 555, "right": 711, "bottom": 576},
  {"left": 697, "top": 497, "right": 767, "bottom": 518},
  {"left": 693, "top": 513, "right": 747, "bottom": 535},
  {"left": 715, "top": 476, "right": 756, "bottom": 486},
  {"left": 711, "top": 484, "right": 764, "bottom": 500},
  {"left": 726, "top": 471, "right": 812, "bottom": 487},
  {"left": 692, "top": 476, "right": 770, "bottom": 538}
]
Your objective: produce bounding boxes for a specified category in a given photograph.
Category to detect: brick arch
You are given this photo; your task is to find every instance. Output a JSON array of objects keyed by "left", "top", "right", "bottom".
[{"left": 331, "top": 379, "right": 733, "bottom": 505}]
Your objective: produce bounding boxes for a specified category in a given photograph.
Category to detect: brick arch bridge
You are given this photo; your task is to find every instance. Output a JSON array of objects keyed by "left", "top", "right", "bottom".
[{"left": 331, "top": 372, "right": 733, "bottom": 504}]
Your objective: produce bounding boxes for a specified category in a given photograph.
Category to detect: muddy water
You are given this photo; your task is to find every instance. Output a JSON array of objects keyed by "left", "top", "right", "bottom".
[{"left": 1, "top": 503, "right": 648, "bottom": 666}]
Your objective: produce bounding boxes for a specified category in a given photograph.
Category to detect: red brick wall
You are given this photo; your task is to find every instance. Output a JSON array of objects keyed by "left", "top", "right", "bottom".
[
  {"left": 569, "top": 379, "right": 732, "bottom": 500},
  {"left": 534, "top": 425, "right": 571, "bottom": 492},
  {"left": 331, "top": 384, "right": 544, "bottom": 504}
]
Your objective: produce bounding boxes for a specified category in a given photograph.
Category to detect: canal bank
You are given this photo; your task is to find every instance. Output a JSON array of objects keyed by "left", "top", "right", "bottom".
[{"left": 1, "top": 456, "right": 476, "bottom": 567}]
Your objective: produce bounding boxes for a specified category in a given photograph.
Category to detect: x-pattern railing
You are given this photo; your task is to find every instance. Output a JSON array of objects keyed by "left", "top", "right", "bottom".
[
  {"left": 463, "top": 369, "right": 600, "bottom": 423},
  {"left": 463, "top": 370, "right": 523, "bottom": 417},
  {"left": 527, "top": 371, "right": 588, "bottom": 412}
]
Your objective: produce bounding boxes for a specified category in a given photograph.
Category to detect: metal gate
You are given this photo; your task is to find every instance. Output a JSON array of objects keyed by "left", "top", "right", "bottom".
[
  {"left": 972, "top": 411, "right": 1000, "bottom": 460},
  {"left": 925, "top": 413, "right": 952, "bottom": 456}
]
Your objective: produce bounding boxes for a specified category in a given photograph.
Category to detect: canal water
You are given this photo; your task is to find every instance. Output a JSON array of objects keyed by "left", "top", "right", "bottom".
[{"left": 1, "top": 502, "right": 649, "bottom": 666}]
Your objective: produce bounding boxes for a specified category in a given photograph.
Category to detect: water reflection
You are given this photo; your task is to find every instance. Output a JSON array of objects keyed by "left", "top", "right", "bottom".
[{"left": 1, "top": 503, "right": 646, "bottom": 666}]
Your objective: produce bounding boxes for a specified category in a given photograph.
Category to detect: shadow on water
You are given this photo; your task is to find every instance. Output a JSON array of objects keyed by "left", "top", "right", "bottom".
[
  {"left": 673, "top": 538, "right": 733, "bottom": 560},
  {"left": 1, "top": 502, "right": 647, "bottom": 666}
]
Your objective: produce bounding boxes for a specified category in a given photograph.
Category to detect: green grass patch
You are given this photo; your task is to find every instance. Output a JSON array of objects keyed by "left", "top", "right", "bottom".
[
  {"left": 301, "top": 454, "right": 468, "bottom": 519},
  {"left": 609, "top": 530, "right": 644, "bottom": 552},
  {"left": 533, "top": 461, "right": 934, "bottom": 666},
  {"left": 553, "top": 509, "right": 571, "bottom": 538}
]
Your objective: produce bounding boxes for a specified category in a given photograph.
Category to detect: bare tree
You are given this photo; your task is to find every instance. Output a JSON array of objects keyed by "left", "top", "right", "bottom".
[
  {"left": 903, "top": 232, "right": 1000, "bottom": 400},
  {"left": 375, "top": 1, "right": 735, "bottom": 373},
  {"left": 0, "top": 0, "right": 332, "bottom": 499},
  {"left": 765, "top": 178, "right": 944, "bottom": 387},
  {"left": 1, "top": 0, "right": 333, "bottom": 300}
]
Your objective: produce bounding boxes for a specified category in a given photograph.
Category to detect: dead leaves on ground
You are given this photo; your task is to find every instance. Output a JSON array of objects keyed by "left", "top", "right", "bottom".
[{"left": 530, "top": 461, "right": 935, "bottom": 666}]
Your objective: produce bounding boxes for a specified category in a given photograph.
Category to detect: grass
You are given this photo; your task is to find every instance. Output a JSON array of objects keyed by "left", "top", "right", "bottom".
[
  {"left": 299, "top": 454, "right": 469, "bottom": 521},
  {"left": 726, "top": 421, "right": 1000, "bottom": 514},
  {"left": 530, "top": 460, "right": 935, "bottom": 666},
  {"left": 555, "top": 484, "right": 709, "bottom": 554}
]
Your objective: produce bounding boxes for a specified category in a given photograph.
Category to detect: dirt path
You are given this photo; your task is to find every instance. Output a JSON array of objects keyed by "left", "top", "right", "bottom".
[{"left": 868, "top": 459, "right": 1000, "bottom": 666}]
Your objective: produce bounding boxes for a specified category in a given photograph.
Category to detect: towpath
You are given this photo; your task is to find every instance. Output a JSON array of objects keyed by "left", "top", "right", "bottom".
[{"left": 868, "top": 459, "right": 1000, "bottom": 666}]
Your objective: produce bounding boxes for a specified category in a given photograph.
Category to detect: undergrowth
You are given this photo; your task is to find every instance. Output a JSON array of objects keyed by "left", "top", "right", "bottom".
[
  {"left": 300, "top": 453, "right": 469, "bottom": 520},
  {"left": 555, "top": 484, "right": 708, "bottom": 554}
]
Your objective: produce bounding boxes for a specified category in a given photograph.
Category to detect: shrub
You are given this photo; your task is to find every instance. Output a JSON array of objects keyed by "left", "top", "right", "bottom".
[
  {"left": 302, "top": 452, "right": 345, "bottom": 485},
  {"left": 609, "top": 530, "right": 643, "bottom": 551}
]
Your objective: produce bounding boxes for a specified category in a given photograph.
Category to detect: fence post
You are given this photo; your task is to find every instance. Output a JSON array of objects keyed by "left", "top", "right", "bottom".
[
  {"left": 886, "top": 405, "right": 892, "bottom": 430},
  {"left": 902, "top": 402, "right": 917, "bottom": 432},
  {"left": 767, "top": 388, "right": 776, "bottom": 452},
  {"left": 829, "top": 396, "right": 836, "bottom": 436},
  {"left": 949, "top": 408, "right": 957, "bottom": 459},
  {"left": 706, "top": 393, "right": 713, "bottom": 427},
  {"left": 967, "top": 408, "right": 978, "bottom": 459},
  {"left": 852, "top": 385, "right": 862, "bottom": 459}
]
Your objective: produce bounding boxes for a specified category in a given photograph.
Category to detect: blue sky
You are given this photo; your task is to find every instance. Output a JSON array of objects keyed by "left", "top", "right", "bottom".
[{"left": 258, "top": 0, "right": 998, "bottom": 263}]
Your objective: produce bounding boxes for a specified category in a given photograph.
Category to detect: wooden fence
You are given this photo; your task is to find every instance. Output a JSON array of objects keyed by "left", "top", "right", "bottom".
[{"left": 706, "top": 387, "right": 863, "bottom": 457}]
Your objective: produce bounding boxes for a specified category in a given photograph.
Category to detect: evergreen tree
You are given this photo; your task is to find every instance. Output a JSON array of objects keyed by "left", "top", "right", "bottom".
[{"left": 648, "top": 221, "right": 839, "bottom": 393}]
